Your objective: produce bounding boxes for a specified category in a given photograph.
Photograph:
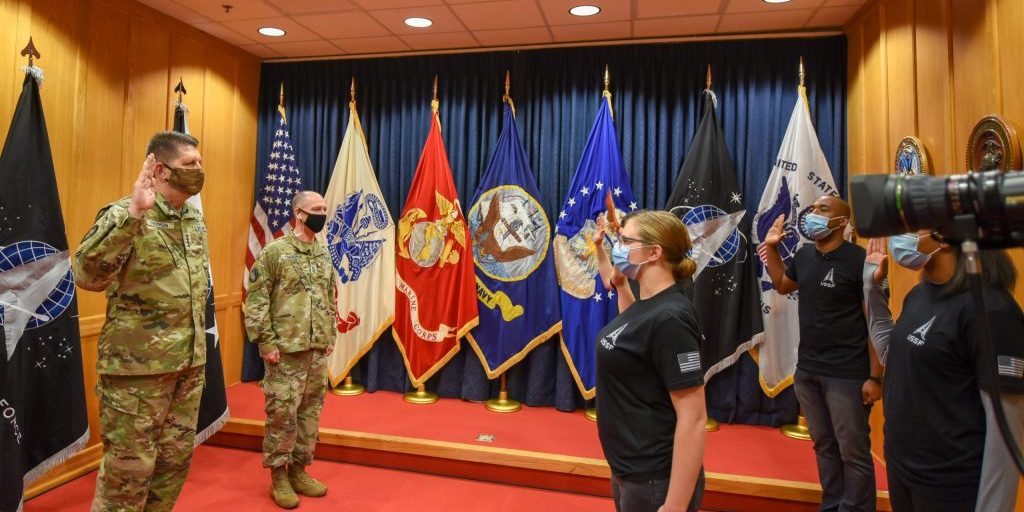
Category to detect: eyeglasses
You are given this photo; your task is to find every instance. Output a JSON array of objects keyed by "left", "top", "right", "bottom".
[{"left": 618, "top": 235, "right": 652, "bottom": 246}]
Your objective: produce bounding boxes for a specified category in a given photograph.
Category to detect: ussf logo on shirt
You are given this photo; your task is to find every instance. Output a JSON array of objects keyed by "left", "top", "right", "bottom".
[
  {"left": 907, "top": 316, "right": 935, "bottom": 346},
  {"left": 677, "top": 351, "right": 702, "bottom": 375}
]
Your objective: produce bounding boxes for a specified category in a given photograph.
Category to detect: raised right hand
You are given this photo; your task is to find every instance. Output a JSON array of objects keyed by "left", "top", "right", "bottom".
[
  {"left": 866, "top": 237, "right": 889, "bottom": 283},
  {"left": 594, "top": 215, "right": 608, "bottom": 247},
  {"left": 763, "top": 214, "right": 786, "bottom": 247},
  {"left": 128, "top": 154, "right": 157, "bottom": 218}
]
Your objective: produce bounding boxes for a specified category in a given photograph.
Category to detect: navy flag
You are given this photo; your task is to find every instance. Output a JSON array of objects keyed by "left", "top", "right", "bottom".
[
  {"left": 667, "top": 89, "right": 763, "bottom": 384},
  {"left": 175, "top": 97, "right": 230, "bottom": 445},
  {"left": 0, "top": 69, "right": 89, "bottom": 512},
  {"left": 554, "top": 89, "right": 637, "bottom": 399},
  {"left": 465, "top": 97, "right": 561, "bottom": 378}
]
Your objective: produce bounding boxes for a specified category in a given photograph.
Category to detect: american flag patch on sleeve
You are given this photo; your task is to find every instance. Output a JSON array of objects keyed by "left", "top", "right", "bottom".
[
  {"left": 998, "top": 355, "right": 1024, "bottom": 379},
  {"left": 677, "top": 351, "right": 701, "bottom": 374}
]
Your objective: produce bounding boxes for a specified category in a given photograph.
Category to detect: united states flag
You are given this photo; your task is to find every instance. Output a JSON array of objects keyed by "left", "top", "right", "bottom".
[{"left": 244, "top": 105, "right": 303, "bottom": 292}]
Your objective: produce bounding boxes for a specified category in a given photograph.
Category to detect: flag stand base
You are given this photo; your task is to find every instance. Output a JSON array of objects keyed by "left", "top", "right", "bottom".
[
  {"left": 780, "top": 415, "right": 812, "bottom": 441},
  {"left": 584, "top": 408, "right": 597, "bottom": 421},
  {"left": 404, "top": 385, "right": 438, "bottom": 404},
  {"left": 706, "top": 418, "right": 720, "bottom": 432},
  {"left": 331, "top": 376, "right": 364, "bottom": 397},
  {"left": 485, "top": 373, "right": 520, "bottom": 412}
]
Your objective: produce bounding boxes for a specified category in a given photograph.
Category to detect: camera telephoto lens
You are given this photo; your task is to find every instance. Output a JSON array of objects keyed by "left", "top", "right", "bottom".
[{"left": 850, "top": 170, "right": 1024, "bottom": 246}]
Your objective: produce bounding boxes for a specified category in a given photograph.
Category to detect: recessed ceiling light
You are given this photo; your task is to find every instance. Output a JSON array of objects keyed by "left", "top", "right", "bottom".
[
  {"left": 404, "top": 17, "right": 433, "bottom": 28},
  {"left": 258, "top": 27, "right": 286, "bottom": 37},
  {"left": 762, "top": 0, "right": 792, "bottom": 3},
  {"left": 569, "top": 5, "right": 601, "bottom": 16}
]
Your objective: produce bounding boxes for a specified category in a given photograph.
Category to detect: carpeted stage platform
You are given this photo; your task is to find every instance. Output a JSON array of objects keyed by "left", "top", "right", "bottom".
[{"left": 28, "top": 383, "right": 891, "bottom": 511}]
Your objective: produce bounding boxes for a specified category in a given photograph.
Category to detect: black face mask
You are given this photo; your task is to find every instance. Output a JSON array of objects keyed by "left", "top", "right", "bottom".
[{"left": 302, "top": 211, "right": 327, "bottom": 234}]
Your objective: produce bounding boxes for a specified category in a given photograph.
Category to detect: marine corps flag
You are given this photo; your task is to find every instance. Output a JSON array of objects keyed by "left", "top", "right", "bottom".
[
  {"left": 554, "top": 84, "right": 637, "bottom": 399},
  {"left": 323, "top": 86, "right": 395, "bottom": 385},
  {"left": 667, "top": 88, "right": 762, "bottom": 383},
  {"left": 394, "top": 89, "right": 478, "bottom": 387},
  {"left": 174, "top": 92, "right": 229, "bottom": 445},
  {"left": 0, "top": 69, "right": 88, "bottom": 512},
  {"left": 465, "top": 92, "right": 561, "bottom": 378},
  {"left": 751, "top": 76, "right": 838, "bottom": 396}
]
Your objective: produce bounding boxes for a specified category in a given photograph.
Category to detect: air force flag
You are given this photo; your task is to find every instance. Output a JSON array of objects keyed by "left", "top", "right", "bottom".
[
  {"left": 554, "top": 90, "right": 637, "bottom": 399},
  {"left": 466, "top": 100, "right": 561, "bottom": 378},
  {"left": 751, "top": 84, "right": 838, "bottom": 396}
]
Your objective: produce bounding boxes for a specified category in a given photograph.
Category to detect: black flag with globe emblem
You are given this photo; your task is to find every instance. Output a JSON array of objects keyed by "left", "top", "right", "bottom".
[
  {"left": 667, "top": 88, "right": 763, "bottom": 403},
  {"left": 0, "top": 71, "right": 88, "bottom": 512}
]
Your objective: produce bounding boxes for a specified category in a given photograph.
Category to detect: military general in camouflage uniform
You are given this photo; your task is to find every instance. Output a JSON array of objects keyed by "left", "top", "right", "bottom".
[
  {"left": 75, "top": 131, "right": 209, "bottom": 512},
  {"left": 244, "top": 190, "right": 335, "bottom": 509}
]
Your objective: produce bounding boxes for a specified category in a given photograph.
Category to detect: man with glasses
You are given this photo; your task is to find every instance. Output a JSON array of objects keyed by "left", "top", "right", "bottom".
[
  {"left": 75, "top": 131, "right": 209, "bottom": 511},
  {"left": 244, "top": 191, "right": 335, "bottom": 509}
]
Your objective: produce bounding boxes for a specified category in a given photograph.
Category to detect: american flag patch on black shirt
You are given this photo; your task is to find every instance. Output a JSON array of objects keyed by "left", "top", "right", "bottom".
[
  {"left": 998, "top": 355, "right": 1024, "bottom": 379},
  {"left": 677, "top": 351, "right": 701, "bottom": 375}
]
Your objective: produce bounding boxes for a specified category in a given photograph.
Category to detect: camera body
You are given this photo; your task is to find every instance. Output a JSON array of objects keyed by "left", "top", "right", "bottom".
[{"left": 850, "top": 170, "right": 1024, "bottom": 247}]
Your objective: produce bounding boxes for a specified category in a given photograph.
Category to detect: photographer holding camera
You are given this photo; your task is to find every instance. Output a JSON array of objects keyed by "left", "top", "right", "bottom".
[{"left": 864, "top": 232, "right": 1024, "bottom": 511}]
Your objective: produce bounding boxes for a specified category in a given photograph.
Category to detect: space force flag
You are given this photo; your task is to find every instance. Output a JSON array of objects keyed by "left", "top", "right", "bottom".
[
  {"left": 667, "top": 88, "right": 763, "bottom": 383},
  {"left": 0, "top": 69, "right": 88, "bottom": 512},
  {"left": 174, "top": 91, "right": 230, "bottom": 446},
  {"left": 465, "top": 95, "right": 561, "bottom": 378},
  {"left": 323, "top": 91, "right": 396, "bottom": 384},
  {"left": 751, "top": 83, "right": 838, "bottom": 396},
  {"left": 394, "top": 92, "right": 479, "bottom": 387},
  {"left": 554, "top": 88, "right": 637, "bottom": 399}
]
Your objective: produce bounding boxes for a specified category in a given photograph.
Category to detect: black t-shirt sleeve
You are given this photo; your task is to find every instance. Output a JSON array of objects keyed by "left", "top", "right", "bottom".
[
  {"left": 650, "top": 313, "right": 704, "bottom": 391},
  {"left": 784, "top": 257, "right": 798, "bottom": 281},
  {"left": 970, "top": 292, "right": 1024, "bottom": 394}
]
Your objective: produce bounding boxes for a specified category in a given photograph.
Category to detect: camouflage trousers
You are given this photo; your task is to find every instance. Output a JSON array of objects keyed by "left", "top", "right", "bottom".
[
  {"left": 92, "top": 365, "right": 205, "bottom": 512},
  {"left": 262, "top": 349, "right": 328, "bottom": 468}
]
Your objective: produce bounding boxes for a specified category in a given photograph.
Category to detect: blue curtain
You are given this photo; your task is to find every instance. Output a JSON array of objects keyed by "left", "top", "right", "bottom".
[{"left": 242, "top": 36, "right": 847, "bottom": 426}]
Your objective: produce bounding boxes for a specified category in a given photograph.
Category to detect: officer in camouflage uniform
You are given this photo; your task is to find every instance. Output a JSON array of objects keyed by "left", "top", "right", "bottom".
[
  {"left": 75, "top": 131, "right": 209, "bottom": 512},
  {"left": 244, "top": 190, "right": 335, "bottom": 509}
]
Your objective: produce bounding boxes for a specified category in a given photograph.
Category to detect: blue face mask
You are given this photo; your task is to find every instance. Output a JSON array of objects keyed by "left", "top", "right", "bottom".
[
  {"left": 889, "top": 233, "right": 939, "bottom": 270},
  {"left": 802, "top": 213, "right": 844, "bottom": 240},
  {"left": 611, "top": 242, "right": 651, "bottom": 279}
]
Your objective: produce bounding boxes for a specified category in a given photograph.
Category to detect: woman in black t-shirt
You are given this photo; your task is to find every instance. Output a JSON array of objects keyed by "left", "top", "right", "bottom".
[
  {"left": 592, "top": 210, "right": 706, "bottom": 512},
  {"left": 864, "top": 232, "right": 1024, "bottom": 512}
]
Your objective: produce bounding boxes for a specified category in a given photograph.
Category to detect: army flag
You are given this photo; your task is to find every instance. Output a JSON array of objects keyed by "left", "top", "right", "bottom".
[
  {"left": 554, "top": 90, "right": 637, "bottom": 399},
  {"left": 174, "top": 97, "right": 229, "bottom": 445},
  {"left": 667, "top": 89, "right": 763, "bottom": 383},
  {"left": 322, "top": 95, "right": 395, "bottom": 385},
  {"left": 751, "top": 83, "right": 838, "bottom": 396},
  {"left": 394, "top": 97, "right": 479, "bottom": 387},
  {"left": 465, "top": 99, "right": 561, "bottom": 378},
  {"left": 0, "top": 70, "right": 89, "bottom": 512},
  {"left": 241, "top": 95, "right": 304, "bottom": 381}
]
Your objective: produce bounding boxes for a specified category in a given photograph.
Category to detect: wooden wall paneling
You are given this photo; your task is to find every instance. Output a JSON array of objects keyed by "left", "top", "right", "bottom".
[
  {"left": 913, "top": 0, "right": 955, "bottom": 174},
  {"left": 847, "top": 22, "right": 865, "bottom": 183},
  {"left": 123, "top": 17, "right": 171, "bottom": 184},
  {"left": 24, "top": 0, "right": 89, "bottom": 215},
  {"left": 861, "top": 8, "right": 889, "bottom": 174},
  {"left": 884, "top": 0, "right": 917, "bottom": 150},
  {"left": 994, "top": 0, "right": 1024, "bottom": 303},
  {"left": 200, "top": 48, "right": 235, "bottom": 304},
  {"left": 0, "top": 1, "right": 20, "bottom": 122},
  {"left": 950, "top": 0, "right": 1000, "bottom": 168}
]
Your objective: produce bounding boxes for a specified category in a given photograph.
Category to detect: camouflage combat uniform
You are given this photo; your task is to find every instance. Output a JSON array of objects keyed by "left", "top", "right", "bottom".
[
  {"left": 244, "top": 233, "right": 334, "bottom": 469},
  {"left": 74, "top": 192, "right": 209, "bottom": 512}
]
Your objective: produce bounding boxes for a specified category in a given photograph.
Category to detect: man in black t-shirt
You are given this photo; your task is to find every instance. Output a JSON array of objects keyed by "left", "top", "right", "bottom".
[{"left": 758, "top": 195, "right": 881, "bottom": 512}]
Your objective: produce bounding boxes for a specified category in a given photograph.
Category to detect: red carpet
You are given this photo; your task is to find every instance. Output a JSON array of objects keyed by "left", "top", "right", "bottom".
[
  {"left": 227, "top": 383, "right": 888, "bottom": 489},
  {"left": 26, "top": 445, "right": 614, "bottom": 512}
]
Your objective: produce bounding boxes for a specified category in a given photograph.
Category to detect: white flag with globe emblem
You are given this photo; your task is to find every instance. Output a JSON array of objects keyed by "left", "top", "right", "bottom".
[
  {"left": 321, "top": 98, "right": 395, "bottom": 385},
  {"left": 751, "top": 85, "right": 838, "bottom": 396}
]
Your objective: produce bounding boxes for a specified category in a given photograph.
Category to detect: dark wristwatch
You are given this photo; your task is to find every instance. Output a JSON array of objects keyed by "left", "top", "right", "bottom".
[{"left": 868, "top": 375, "right": 883, "bottom": 385}]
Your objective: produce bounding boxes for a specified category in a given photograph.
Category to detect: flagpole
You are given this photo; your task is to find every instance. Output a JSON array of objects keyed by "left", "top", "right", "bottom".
[
  {"left": 779, "top": 57, "right": 812, "bottom": 442},
  {"left": 700, "top": 62, "right": 722, "bottom": 434},
  {"left": 403, "top": 75, "right": 443, "bottom": 406},
  {"left": 331, "top": 76, "right": 369, "bottom": 398}
]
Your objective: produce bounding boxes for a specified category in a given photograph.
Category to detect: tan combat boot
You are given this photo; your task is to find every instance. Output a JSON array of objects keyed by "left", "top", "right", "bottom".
[
  {"left": 288, "top": 464, "right": 328, "bottom": 497},
  {"left": 270, "top": 466, "right": 300, "bottom": 508}
]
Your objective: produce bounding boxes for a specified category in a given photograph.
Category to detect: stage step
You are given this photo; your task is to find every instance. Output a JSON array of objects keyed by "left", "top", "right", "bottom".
[{"left": 208, "top": 418, "right": 889, "bottom": 512}]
